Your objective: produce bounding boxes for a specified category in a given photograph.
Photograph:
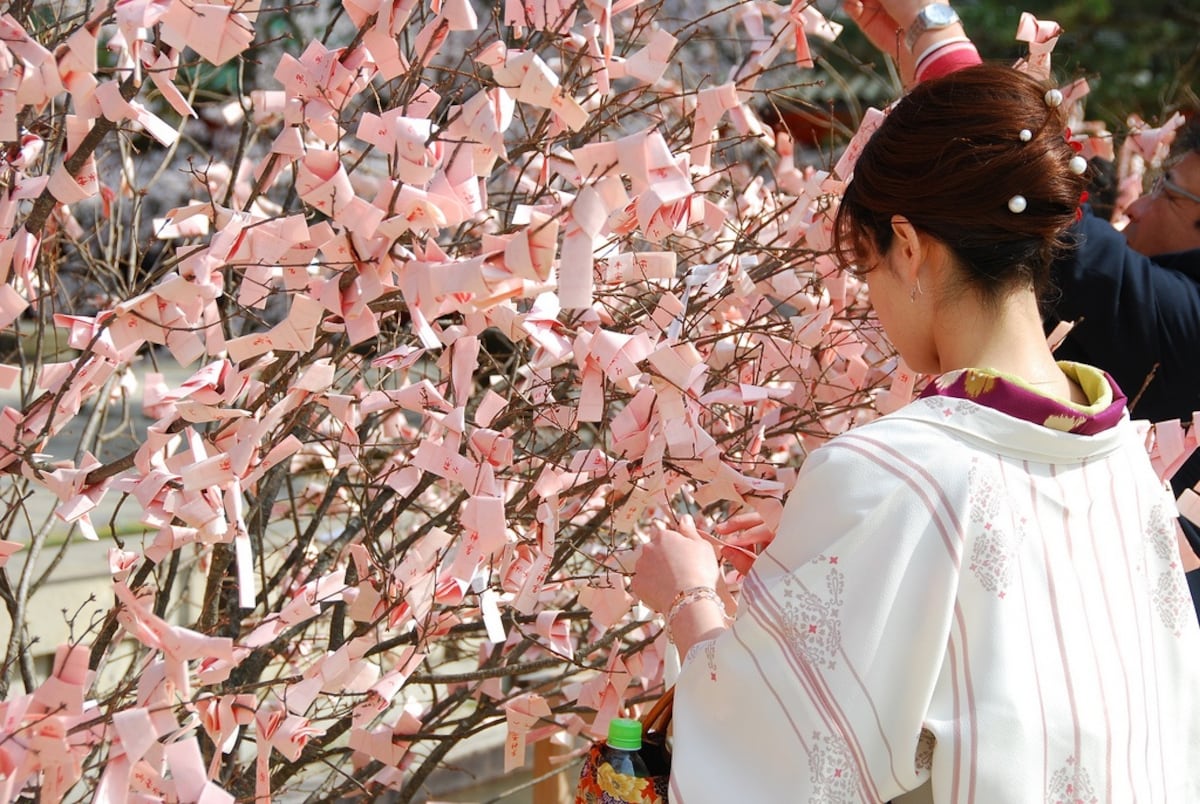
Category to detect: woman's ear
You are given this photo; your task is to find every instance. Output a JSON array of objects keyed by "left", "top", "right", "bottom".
[{"left": 888, "top": 215, "right": 924, "bottom": 284}]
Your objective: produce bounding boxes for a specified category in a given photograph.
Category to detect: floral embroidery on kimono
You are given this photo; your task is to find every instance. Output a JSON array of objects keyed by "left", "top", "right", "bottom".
[
  {"left": 781, "top": 558, "right": 844, "bottom": 671},
  {"left": 1047, "top": 756, "right": 1098, "bottom": 804},
  {"left": 807, "top": 731, "right": 860, "bottom": 802},
  {"left": 966, "top": 463, "right": 1024, "bottom": 598}
]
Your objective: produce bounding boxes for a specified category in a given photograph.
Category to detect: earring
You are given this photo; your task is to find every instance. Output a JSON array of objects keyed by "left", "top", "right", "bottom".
[{"left": 910, "top": 277, "right": 923, "bottom": 302}]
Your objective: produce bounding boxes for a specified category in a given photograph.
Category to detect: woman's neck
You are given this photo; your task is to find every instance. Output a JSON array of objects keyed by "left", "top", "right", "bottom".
[{"left": 933, "top": 287, "right": 1088, "bottom": 404}]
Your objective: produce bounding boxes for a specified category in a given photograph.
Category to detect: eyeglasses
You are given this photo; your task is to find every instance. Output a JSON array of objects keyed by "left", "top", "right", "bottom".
[{"left": 1150, "top": 174, "right": 1200, "bottom": 205}]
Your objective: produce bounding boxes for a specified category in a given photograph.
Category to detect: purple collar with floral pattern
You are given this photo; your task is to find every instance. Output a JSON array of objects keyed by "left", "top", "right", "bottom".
[{"left": 918, "top": 362, "right": 1127, "bottom": 436}]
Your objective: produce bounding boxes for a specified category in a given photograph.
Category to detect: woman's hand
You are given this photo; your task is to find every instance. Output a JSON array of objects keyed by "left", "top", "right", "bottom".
[
  {"left": 843, "top": 0, "right": 906, "bottom": 55},
  {"left": 713, "top": 511, "right": 775, "bottom": 548},
  {"left": 632, "top": 517, "right": 731, "bottom": 655},
  {"left": 630, "top": 518, "right": 721, "bottom": 615}
]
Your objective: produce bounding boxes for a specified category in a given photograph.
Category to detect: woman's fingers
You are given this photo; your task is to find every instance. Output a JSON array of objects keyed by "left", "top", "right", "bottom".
[
  {"left": 714, "top": 511, "right": 764, "bottom": 534},
  {"left": 713, "top": 511, "right": 775, "bottom": 548},
  {"left": 843, "top": 0, "right": 904, "bottom": 54}
]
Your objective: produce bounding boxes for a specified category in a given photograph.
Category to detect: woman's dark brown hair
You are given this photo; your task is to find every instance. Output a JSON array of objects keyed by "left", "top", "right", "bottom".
[{"left": 834, "top": 63, "right": 1089, "bottom": 305}]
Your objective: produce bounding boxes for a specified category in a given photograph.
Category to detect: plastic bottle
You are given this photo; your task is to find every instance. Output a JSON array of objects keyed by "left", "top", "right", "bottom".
[{"left": 597, "top": 717, "right": 650, "bottom": 799}]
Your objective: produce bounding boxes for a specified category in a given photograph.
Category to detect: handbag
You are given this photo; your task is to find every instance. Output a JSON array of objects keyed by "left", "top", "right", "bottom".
[{"left": 574, "top": 686, "right": 674, "bottom": 803}]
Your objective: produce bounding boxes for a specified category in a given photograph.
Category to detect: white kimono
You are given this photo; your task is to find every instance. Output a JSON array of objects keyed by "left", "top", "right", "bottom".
[{"left": 671, "top": 393, "right": 1200, "bottom": 802}]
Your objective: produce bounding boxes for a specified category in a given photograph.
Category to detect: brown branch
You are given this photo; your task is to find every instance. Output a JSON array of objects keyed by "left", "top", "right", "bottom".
[{"left": 19, "top": 76, "right": 138, "bottom": 239}]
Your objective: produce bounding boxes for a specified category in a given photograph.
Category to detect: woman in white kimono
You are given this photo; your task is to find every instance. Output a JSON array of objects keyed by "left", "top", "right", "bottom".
[{"left": 632, "top": 64, "right": 1200, "bottom": 802}]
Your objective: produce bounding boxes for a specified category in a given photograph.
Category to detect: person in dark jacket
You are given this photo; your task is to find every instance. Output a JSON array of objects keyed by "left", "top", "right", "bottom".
[{"left": 1049, "top": 128, "right": 1200, "bottom": 430}]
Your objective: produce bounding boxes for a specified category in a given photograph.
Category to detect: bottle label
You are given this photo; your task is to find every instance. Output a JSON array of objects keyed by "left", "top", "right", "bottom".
[{"left": 574, "top": 742, "right": 668, "bottom": 803}]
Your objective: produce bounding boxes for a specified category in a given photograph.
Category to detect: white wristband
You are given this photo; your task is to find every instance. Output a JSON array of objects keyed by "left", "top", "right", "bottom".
[{"left": 913, "top": 35, "right": 970, "bottom": 71}]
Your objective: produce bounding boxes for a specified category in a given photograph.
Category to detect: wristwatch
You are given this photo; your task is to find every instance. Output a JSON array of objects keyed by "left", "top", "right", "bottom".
[{"left": 904, "top": 3, "right": 961, "bottom": 50}]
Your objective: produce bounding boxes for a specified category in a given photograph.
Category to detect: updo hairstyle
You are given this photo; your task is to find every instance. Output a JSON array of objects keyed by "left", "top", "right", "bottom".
[{"left": 834, "top": 64, "right": 1089, "bottom": 306}]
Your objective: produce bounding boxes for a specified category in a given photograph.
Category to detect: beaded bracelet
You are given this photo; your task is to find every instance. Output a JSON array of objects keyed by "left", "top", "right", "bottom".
[{"left": 665, "top": 586, "right": 729, "bottom": 643}]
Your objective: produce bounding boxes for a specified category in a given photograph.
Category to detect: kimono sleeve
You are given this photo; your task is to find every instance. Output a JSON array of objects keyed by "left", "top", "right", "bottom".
[{"left": 669, "top": 430, "right": 964, "bottom": 803}]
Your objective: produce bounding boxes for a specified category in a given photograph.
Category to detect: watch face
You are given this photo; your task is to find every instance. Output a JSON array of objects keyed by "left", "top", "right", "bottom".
[
  {"left": 906, "top": 3, "right": 960, "bottom": 49},
  {"left": 924, "top": 4, "right": 957, "bottom": 26}
]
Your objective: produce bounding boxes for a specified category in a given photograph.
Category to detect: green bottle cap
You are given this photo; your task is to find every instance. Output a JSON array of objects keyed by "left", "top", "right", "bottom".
[{"left": 606, "top": 717, "right": 643, "bottom": 750}]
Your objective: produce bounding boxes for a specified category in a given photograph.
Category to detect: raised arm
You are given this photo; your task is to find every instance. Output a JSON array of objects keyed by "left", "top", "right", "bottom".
[{"left": 843, "top": 0, "right": 979, "bottom": 86}]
